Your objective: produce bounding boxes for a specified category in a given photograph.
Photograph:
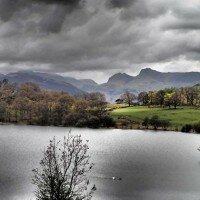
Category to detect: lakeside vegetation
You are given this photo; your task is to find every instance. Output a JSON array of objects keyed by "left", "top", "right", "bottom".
[
  {"left": 111, "top": 85, "right": 200, "bottom": 133},
  {"left": 0, "top": 78, "right": 200, "bottom": 133},
  {"left": 0, "top": 80, "right": 114, "bottom": 128},
  {"left": 111, "top": 106, "right": 200, "bottom": 131}
]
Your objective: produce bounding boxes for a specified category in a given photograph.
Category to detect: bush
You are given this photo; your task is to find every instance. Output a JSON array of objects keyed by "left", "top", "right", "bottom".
[
  {"left": 100, "top": 115, "right": 115, "bottom": 127},
  {"left": 63, "top": 113, "right": 80, "bottom": 126},
  {"left": 181, "top": 124, "right": 193, "bottom": 133},
  {"left": 0, "top": 102, "right": 7, "bottom": 122},
  {"left": 149, "top": 115, "right": 160, "bottom": 130},
  {"left": 148, "top": 115, "right": 170, "bottom": 130},
  {"left": 75, "top": 118, "right": 88, "bottom": 127},
  {"left": 159, "top": 119, "right": 170, "bottom": 130},
  {"left": 87, "top": 116, "right": 101, "bottom": 128},
  {"left": 193, "top": 123, "right": 200, "bottom": 133},
  {"left": 142, "top": 117, "right": 149, "bottom": 128},
  {"left": 118, "top": 119, "right": 129, "bottom": 128}
]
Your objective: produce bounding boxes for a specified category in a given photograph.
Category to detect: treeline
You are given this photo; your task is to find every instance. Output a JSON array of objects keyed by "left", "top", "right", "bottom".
[
  {"left": 0, "top": 80, "right": 115, "bottom": 128},
  {"left": 138, "top": 85, "right": 200, "bottom": 108},
  {"left": 142, "top": 115, "right": 200, "bottom": 133}
]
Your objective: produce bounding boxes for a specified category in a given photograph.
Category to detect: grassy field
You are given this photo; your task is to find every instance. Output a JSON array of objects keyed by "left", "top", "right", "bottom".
[{"left": 111, "top": 106, "right": 200, "bottom": 128}]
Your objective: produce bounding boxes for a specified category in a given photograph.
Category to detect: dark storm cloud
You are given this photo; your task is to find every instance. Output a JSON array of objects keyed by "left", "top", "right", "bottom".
[
  {"left": 34, "top": 0, "right": 86, "bottom": 33},
  {"left": 33, "top": 0, "right": 84, "bottom": 6},
  {"left": 38, "top": 5, "right": 69, "bottom": 33},
  {"left": 0, "top": 0, "right": 199, "bottom": 82},
  {"left": 0, "top": 0, "right": 85, "bottom": 33},
  {"left": 164, "top": 21, "right": 200, "bottom": 30},
  {"left": 0, "top": 0, "right": 26, "bottom": 21},
  {"left": 106, "top": 0, "right": 135, "bottom": 9}
]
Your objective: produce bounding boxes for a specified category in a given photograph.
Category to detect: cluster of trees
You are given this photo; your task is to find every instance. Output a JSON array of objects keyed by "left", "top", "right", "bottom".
[
  {"left": 0, "top": 80, "right": 115, "bottom": 128},
  {"left": 142, "top": 115, "right": 170, "bottom": 130},
  {"left": 138, "top": 86, "right": 200, "bottom": 108},
  {"left": 118, "top": 91, "right": 137, "bottom": 107},
  {"left": 117, "top": 85, "right": 200, "bottom": 108}
]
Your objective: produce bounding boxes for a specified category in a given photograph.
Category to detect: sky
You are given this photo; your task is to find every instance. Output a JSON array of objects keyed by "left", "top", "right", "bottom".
[{"left": 0, "top": 0, "right": 200, "bottom": 83}]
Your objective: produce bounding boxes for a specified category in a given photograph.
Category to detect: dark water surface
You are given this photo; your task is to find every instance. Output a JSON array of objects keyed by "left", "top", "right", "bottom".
[{"left": 0, "top": 125, "right": 200, "bottom": 200}]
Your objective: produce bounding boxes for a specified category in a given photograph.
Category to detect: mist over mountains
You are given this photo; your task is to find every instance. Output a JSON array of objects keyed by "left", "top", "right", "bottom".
[{"left": 0, "top": 68, "right": 200, "bottom": 102}]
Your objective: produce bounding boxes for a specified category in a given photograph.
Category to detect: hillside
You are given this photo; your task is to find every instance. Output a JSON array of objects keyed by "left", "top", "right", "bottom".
[
  {"left": 111, "top": 106, "right": 200, "bottom": 130},
  {"left": 99, "top": 68, "right": 200, "bottom": 101},
  {"left": 0, "top": 68, "right": 199, "bottom": 101},
  {"left": 1, "top": 71, "right": 84, "bottom": 95}
]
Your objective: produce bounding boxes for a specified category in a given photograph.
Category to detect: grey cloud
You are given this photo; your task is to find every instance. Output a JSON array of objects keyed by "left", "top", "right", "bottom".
[
  {"left": 36, "top": 4, "right": 91, "bottom": 34},
  {"left": 0, "top": 0, "right": 26, "bottom": 21},
  {"left": 119, "top": 0, "right": 168, "bottom": 21},
  {"left": 0, "top": 0, "right": 199, "bottom": 80},
  {"left": 162, "top": 3, "right": 200, "bottom": 31},
  {"left": 32, "top": 0, "right": 85, "bottom": 7},
  {"left": 0, "top": 0, "right": 85, "bottom": 34},
  {"left": 163, "top": 20, "right": 200, "bottom": 30},
  {"left": 172, "top": 4, "right": 200, "bottom": 20},
  {"left": 38, "top": 5, "right": 68, "bottom": 33},
  {"left": 106, "top": 0, "right": 136, "bottom": 9}
]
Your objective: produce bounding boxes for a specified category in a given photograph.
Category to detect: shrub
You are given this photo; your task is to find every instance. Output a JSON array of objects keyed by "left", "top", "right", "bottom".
[
  {"left": 121, "top": 119, "right": 129, "bottom": 128},
  {"left": 100, "top": 115, "right": 115, "bottom": 127},
  {"left": 149, "top": 115, "right": 160, "bottom": 130},
  {"left": 63, "top": 113, "right": 80, "bottom": 126},
  {"left": 75, "top": 118, "right": 88, "bottom": 127},
  {"left": 148, "top": 115, "right": 170, "bottom": 130},
  {"left": 0, "top": 102, "right": 7, "bottom": 122},
  {"left": 87, "top": 116, "right": 101, "bottom": 128},
  {"left": 159, "top": 119, "right": 170, "bottom": 130},
  {"left": 142, "top": 117, "right": 150, "bottom": 128},
  {"left": 193, "top": 123, "right": 200, "bottom": 133},
  {"left": 181, "top": 124, "right": 193, "bottom": 133}
]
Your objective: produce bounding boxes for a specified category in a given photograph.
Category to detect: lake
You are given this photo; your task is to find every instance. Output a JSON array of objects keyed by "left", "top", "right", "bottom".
[{"left": 0, "top": 125, "right": 200, "bottom": 200}]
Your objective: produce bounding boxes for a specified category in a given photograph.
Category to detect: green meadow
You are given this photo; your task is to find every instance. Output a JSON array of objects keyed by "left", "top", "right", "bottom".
[{"left": 111, "top": 106, "right": 200, "bottom": 128}]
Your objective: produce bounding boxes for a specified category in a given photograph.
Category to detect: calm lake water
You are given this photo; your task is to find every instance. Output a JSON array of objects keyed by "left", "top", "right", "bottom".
[{"left": 0, "top": 125, "right": 200, "bottom": 200}]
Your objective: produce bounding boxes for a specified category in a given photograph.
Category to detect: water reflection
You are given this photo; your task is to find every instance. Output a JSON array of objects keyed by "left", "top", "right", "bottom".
[{"left": 0, "top": 126, "right": 200, "bottom": 200}]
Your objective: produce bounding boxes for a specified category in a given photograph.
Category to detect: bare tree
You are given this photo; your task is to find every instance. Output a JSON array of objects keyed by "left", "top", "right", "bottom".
[
  {"left": 32, "top": 132, "right": 96, "bottom": 200},
  {"left": 120, "top": 91, "right": 136, "bottom": 107}
]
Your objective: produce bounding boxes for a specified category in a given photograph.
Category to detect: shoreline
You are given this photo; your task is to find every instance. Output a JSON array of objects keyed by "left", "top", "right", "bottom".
[
  {"left": 111, "top": 106, "right": 200, "bottom": 134},
  {"left": 0, "top": 122, "right": 198, "bottom": 134},
  {"left": 114, "top": 121, "right": 200, "bottom": 134},
  {"left": 114, "top": 122, "right": 178, "bottom": 131}
]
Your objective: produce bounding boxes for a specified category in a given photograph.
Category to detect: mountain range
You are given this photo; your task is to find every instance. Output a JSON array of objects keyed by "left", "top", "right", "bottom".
[{"left": 0, "top": 68, "right": 200, "bottom": 102}]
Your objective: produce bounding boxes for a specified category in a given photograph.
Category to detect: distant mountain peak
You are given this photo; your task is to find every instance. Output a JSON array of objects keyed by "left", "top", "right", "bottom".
[
  {"left": 139, "top": 68, "right": 160, "bottom": 75},
  {"left": 141, "top": 68, "right": 154, "bottom": 71},
  {"left": 107, "top": 72, "right": 133, "bottom": 83}
]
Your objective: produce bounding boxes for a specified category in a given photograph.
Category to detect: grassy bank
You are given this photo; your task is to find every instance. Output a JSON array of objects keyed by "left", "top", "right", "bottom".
[{"left": 111, "top": 106, "right": 200, "bottom": 130}]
